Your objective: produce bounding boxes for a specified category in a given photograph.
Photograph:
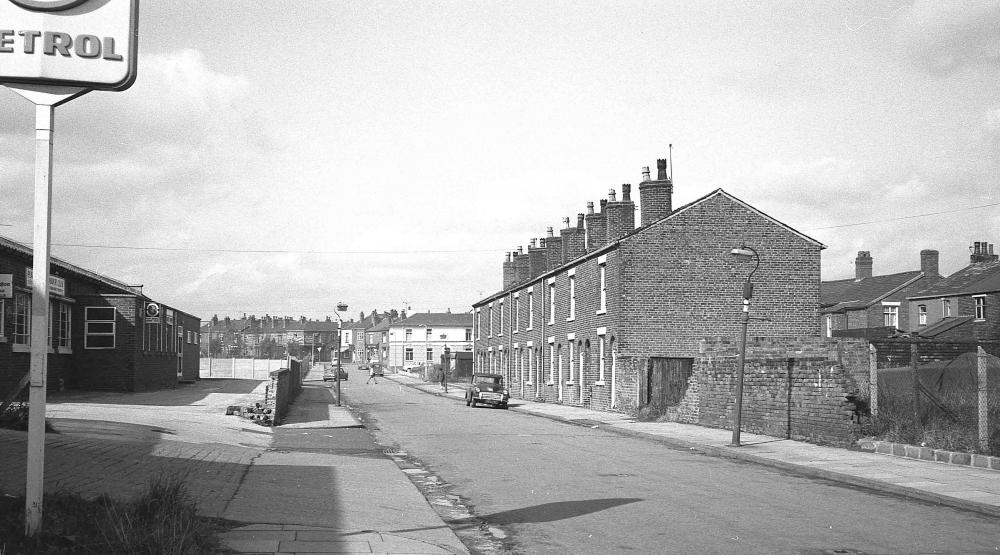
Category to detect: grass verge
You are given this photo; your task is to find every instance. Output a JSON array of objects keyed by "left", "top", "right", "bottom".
[{"left": 0, "top": 475, "right": 236, "bottom": 554}]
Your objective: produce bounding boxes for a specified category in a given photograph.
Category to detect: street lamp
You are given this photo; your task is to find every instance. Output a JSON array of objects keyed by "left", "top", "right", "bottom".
[
  {"left": 730, "top": 245, "right": 760, "bottom": 447},
  {"left": 334, "top": 302, "right": 348, "bottom": 406}
]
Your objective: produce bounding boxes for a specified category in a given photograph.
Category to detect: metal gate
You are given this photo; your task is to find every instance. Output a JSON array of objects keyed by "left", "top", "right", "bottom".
[{"left": 646, "top": 357, "right": 693, "bottom": 408}]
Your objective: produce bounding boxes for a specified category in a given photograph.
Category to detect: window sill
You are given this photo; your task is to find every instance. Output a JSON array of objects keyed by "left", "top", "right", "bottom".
[
  {"left": 596, "top": 309, "right": 607, "bottom": 315},
  {"left": 975, "top": 318, "right": 986, "bottom": 322},
  {"left": 513, "top": 330, "right": 519, "bottom": 334},
  {"left": 566, "top": 317, "right": 575, "bottom": 322},
  {"left": 565, "top": 381, "right": 575, "bottom": 385},
  {"left": 526, "top": 327, "right": 533, "bottom": 332},
  {"left": 546, "top": 381, "right": 555, "bottom": 386},
  {"left": 526, "top": 381, "right": 533, "bottom": 385},
  {"left": 0, "top": 336, "right": 5, "bottom": 343},
  {"left": 594, "top": 380, "right": 606, "bottom": 386}
]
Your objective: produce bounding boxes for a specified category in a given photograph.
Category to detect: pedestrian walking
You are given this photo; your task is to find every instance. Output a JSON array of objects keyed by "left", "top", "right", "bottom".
[
  {"left": 366, "top": 364, "right": 378, "bottom": 384},
  {"left": 440, "top": 364, "right": 448, "bottom": 393}
]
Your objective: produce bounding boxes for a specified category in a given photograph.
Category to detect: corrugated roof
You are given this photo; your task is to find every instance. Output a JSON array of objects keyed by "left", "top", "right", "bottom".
[
  {"left": 820, "top": 271, "right": 923, "bottom": 312},
  {"left": 916, "top": 316, "right": 975, "bottom": 338},
  {"left": 909, "top": 261, "right": 1000, "bottom": 299}
]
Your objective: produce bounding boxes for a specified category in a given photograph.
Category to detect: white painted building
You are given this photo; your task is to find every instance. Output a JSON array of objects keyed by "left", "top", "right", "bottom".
[{"left": 387, "top": 312, "right": 473, "bottom": 370}]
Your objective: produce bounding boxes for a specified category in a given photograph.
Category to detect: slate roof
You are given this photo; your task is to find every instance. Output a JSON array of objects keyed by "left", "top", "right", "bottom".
[
  {"left": 0, "top": 234, "right": 143, "bottom": 297},
  {"left": 820, "top": 271, "right": 923, "bottom": 313},
  {"left": 391, "top": 312, "right": 473, "bottom": 328},
  {"left": 909, "top": 261, "right": 1000, "bottom": 299}
]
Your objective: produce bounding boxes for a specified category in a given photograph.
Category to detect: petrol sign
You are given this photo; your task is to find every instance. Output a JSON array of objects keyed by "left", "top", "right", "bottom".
[{"left": 0, "top": 0, "right": 138, "bottom": 90}]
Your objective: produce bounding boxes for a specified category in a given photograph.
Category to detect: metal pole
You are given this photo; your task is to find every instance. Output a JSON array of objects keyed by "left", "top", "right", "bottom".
[{"left": 731, "top": 298, "right": 750, "bottom": 447}]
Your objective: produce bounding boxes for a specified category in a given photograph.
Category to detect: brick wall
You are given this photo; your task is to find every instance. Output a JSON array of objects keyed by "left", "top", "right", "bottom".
[{"left": 678, "top": 337, "right": 868, "bottom": 446}]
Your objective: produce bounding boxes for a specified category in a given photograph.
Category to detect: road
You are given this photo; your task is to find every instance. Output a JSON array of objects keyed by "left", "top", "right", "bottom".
[{"left": 342, "top": 376, "right": 1000, "bottom": 554}]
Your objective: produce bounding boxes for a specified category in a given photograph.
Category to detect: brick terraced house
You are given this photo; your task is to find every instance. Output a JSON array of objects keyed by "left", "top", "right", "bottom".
[
  {"left": 472, "top": 159, "right": 825, "bottom": 413},
  {"left": 0, "top": 235, "right": 200, "bottom": 394}
]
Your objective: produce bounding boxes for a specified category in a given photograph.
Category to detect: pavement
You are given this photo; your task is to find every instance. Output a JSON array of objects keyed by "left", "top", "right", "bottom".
[
  {"left": 2, "top": 366, "right": 997, "bottom": 554},
  {"left": 386, "top": 371, "right": 1000, "bottom": 520}
]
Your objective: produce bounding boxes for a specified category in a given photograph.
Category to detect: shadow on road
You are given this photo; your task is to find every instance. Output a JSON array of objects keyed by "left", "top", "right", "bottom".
[
  {"left": 451, "top": 498, "right": 643, "bottom": 526},
  {"left": 47, "top": 378, "right": 263, "bottom": 407}
]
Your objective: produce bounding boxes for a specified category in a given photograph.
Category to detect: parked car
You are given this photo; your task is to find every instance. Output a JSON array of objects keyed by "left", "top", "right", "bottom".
[
  {"left": 322, "top": 365, "right": 348, "bottom": 381},
  {"left": 359, "top": 362, "right": 385, "bottom": 377},
  {"left": 465, "top": 372, "right": 509, "bottom": 409}
]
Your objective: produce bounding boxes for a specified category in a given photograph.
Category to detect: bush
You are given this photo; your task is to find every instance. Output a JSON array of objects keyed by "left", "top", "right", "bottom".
[{"left": 0, "top": 475, "right": 231, "bottom": 554}]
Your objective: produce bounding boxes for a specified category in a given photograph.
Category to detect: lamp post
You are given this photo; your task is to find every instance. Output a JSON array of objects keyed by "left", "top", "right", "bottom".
[
  {"left": 334, "top": 303, "right": 348, "bottom": 406},
  {"left": 730, "top": 245, "right": 760, "bottom": 447}
]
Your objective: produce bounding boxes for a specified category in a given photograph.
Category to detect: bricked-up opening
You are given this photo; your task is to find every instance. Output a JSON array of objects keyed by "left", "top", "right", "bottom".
[
  {"left": 585, "top": 200, "right": 607, "bottom": 251},
  {"left": 639, "top": 158, "right": 673, "bottom": 227},
  {"left": 855, "top": 251, "right": 873, "bottom": 280}
]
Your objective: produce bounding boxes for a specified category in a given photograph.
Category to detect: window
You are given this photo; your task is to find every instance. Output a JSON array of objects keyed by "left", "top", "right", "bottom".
[
  {"left": 85, "top": 306, "right": 116, "bottom": 349},
  {"left": 975, "top": 296, "right": 986, "bottom": 320},
  {"left": 548, "top": 281, "right": 556, "bottom": 324},
  {"left": 499, "top": 300, "right": 504, "bottom": 335},
  {"left": 426, "top": 328, "right": 433, "bottom": 340},
  {"left": 13, "top": 292, "right": 30, "bottom": 346},
  {"left": 548, "top": 343, "right": 555, "bottom": 384},
  {"left": 404, "top": 347, "right": 414, "bottom": 361},
  {"left": 514, "top": 295, "right": 520, "bottom": 332},
  {"left": 918, "top": 305, "right": 927, "bottom": 326},
  {"left": 598, "top": 261, "right": 607, "bottom": 313},
  {"left": 942, "top": 299, "right": 951, "bottom": 317},
  {"left": 882, "top": 303, "right": 899, "bottom": 328},
  {"left": 526, "top": 347, "right": 534, "bottom": 385},
  {"left": 598, "top": 334, "right": 606, "bottom": 382},
  {"left": 405, "top": 328, "right": 412, "bottom": 341},
  {"left": 489, "top": 304, "right": 494, "bottom": 337},
  {"left": 527, "top": 291, "right": 534, "bottom": 330},
  {"left": 368, "top": 333, "right": 374, "bottom": 343},
  {"left": 55, "top": 302, "right": 71, "bottom": 350},
  {"left": 426, "top": 347, "right": 433, "bottom": 361},
  {"left": 568, "top": 273, "right": 576, "bottom": 321},
  {"left": 465, "top": 328, "right": 472, "bottom": 341},
  {"left": 568, "top": 341, "right": 575, "bottom": 383}
]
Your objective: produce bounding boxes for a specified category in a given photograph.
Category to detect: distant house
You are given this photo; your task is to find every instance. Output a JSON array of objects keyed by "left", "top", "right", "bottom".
[
  {"left": 199, "top": 314, "right": 338, "bottom": 361},
  {"left": 820, "top": 249, "right": 941, "bottom": 337},
  {"left": 387, "top": 312, "right": 473, "bottom": 370},
  {"left": 908, "top": 241, "right": 1000, "bottom": 342}
]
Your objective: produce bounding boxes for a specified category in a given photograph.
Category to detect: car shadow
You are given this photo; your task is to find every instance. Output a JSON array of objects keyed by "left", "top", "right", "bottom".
[{"left": 448, "top": 498, "right": 643, "bottom": 526}]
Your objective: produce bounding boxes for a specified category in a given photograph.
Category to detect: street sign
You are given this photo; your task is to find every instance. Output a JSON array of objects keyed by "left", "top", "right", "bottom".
[{"left": 0, "top": 0, "right": 139, "bottom": 91}]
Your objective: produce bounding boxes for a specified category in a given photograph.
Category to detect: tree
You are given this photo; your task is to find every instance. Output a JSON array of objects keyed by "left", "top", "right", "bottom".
[{"left": 390, "top": 309, "right": 399, "bottom": 320}]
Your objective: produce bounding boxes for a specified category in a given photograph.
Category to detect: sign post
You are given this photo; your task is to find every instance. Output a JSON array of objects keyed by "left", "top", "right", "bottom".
[{"left": 0, "top": 0, "right": 138, "bottom": 537}]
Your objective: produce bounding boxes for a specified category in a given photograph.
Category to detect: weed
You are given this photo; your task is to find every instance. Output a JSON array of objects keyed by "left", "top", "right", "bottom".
[{"left": 0, "top": 475, "right": 234, "bottom": 554}]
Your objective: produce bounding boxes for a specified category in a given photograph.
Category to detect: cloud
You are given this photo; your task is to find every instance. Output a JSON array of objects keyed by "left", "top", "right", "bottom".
[
  {"left": 984, "top": 106, "right": 1000, "bottom": 141},
  {"left": 895, "top": 1, "right": 1000, "bottom": 74}
]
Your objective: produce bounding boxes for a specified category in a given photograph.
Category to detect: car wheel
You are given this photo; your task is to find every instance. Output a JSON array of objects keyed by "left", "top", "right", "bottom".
[{"left": 501, "top": 403, "right": 509, "bottom": 409}]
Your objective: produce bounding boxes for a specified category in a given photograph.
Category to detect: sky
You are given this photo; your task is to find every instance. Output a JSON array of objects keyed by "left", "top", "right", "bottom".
[{"left": 0, "top": 1, "right": 998, "bottom": 322}]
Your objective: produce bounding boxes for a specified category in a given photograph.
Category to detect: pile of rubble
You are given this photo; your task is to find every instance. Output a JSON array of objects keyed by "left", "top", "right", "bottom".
[{"left": 225, "top": 403, "right": 273, "bottom": 426}]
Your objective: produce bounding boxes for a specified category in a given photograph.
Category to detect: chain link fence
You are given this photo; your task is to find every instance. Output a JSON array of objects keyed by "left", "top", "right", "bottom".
[{"left": 869, "top": 342, "right": 1000, "bottom": 456}]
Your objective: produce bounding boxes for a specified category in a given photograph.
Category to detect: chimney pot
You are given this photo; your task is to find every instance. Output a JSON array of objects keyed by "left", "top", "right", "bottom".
[
  {"left": 600, "top": 199, "right": 607, "bottom": 211},
  {"left": 517, "top": 245, "right": 523, "bottom": 255},
  {"left": 577, "top": 213, "right": 585, "bottom": 229},
  {"left": 622, "top": 183, "right": 631, "bottom": 202},
  {"left": 587, "top": 201, "right": 594, "bottom": 214},
  {"left": 547, "top": 227, "right": 554, "bottom": 237},
  {"left": 608, "top": 188, "right": 617, "bottom": 202},
  {"left": 642, "top": 166, "right": 651, "bottom": 182},
  {"left": 657, "top": 158, "right": 668, "bottom": 180},
  {"left": 531, "top": 238, "right": 537, "bottom": 248},
  {"left": 562, "top": 216, "right": 570, "bottom": 228}
]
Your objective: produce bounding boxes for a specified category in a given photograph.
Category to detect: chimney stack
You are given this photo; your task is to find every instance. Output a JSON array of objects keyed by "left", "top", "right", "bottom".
[
  {"left": 970, "top": 241, "right": 999, "bottom": 263},
  {"left": 855, "top": 251, "right": 873, "bottom": 280},
  {"left": 605, "top": 185, "right": 636, "bottom": 244},
  {"left": 586, "top": 199, "right": 608, "bottom": 251},
  {"left": 639, "top": 158, "right": 674, "bottom": 226},
  {"left": 528, "top": 238, "right": 547, "bottom": 278},
  {"left": 513, "top": 246, "right": 530, "bottom": 284},
  {"left": 545, "top": 225, "right": 564, "bottom": 270},
  {"left": 502, "top": 251, "right": 517, "bottom": 290},
  {"left": 561, "top": 213, "right": 587, "bottom": 262},
  {"left": 920, "top": 249, "right": 940, "bottom": 277}
]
